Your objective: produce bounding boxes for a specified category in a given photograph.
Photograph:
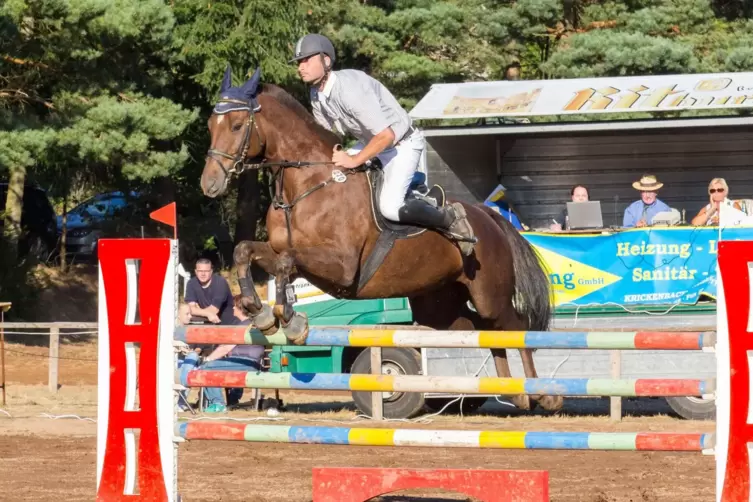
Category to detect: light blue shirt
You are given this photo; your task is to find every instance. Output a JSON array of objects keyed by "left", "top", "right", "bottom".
[
  {"left": 623, "top": 199, "right": 671, "bottom": 228},
  {"left": 311, "top": 70, "right": 412, "bottom": 144}
]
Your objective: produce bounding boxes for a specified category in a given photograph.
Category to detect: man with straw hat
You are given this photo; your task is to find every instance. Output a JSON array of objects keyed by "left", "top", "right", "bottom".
[{"left": 623, "top": 174, "right": 671, "bottom": 228}]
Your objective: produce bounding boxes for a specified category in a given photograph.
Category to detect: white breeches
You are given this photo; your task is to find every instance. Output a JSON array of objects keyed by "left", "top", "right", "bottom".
[{"left": 347, "top": 128, "right": 426, "bottom": 221}]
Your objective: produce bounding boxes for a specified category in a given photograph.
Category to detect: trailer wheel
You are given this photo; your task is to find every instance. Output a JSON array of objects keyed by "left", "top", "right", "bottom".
[
  {"left": 350, "top": 347, "right": 425, "bottom": 419},
  {"left": 665, "top": 396, "right": 716, "bottom": 420}
]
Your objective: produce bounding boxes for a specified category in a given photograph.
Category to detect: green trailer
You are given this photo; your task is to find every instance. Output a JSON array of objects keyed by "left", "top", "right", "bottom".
[
  {"left": 267, "top": 296, "right": 413, "bottom": 375},
  {"left": 265, "top": 284, "right": 435, "bottom": 419}
]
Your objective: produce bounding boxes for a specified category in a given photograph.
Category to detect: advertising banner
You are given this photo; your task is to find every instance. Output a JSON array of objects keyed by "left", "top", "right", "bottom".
[
  {"left": 523, "top": 226, "right": 753, "bottom": 306},
  {"left": 410, "top": 72, "right": 753, "bottom": 119}
]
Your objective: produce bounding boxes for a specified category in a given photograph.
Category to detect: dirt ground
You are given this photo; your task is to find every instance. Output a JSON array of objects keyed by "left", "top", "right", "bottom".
[{"left": 0, "top": 341, "right": 716, "bottom": 501}]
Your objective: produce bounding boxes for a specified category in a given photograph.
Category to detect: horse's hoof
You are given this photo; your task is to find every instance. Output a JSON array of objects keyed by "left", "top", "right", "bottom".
[
  {"left": 536, "top": 395, "right": 564, "bottom": 412},
  {"left": 261, "top": 323, "right": 279, "bottom": 336},
  {"left": 253, "top": 304, "right": 277, "bottom": 332},
  {"left": 511, "top": 394, "right": 534, "bottom": 411},
  {"left": 241, "top": 295, "right": 262, "bottom": 316},
  {"left": 281, "top": 312, "right": 309, "bottom": 346}
]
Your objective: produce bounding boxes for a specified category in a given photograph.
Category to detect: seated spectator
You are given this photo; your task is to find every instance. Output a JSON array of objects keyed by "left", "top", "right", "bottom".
[
  {"left": 691, "top": 178, "right": 742, "bottom": 226},
  {"left": 178, "top": 303, "right": 192, "bottom": 326},
  {"left": 179, "top": 295, "right": 266, "bottom": 413},
  {"left": 185, "top": 258, "right": 235, "bottom": 325},
  {"left": 623, "top": 175, "right": 671, "bottom": 228},
  {"left": 550, "top": 185, "right": 589, "bottom": 232},
  {"left": 176, "top": 302, "right": 200, "bottom": 411}
]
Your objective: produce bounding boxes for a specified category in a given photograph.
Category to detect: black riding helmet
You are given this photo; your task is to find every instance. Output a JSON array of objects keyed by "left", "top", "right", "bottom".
[{"left": 290, "top": 34, "right": 336, "bottom": 68}]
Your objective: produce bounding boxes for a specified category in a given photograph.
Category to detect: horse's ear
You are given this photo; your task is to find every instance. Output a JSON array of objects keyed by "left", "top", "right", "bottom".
[
  {"left": 220, "top": 65, "right": 233, "bottom": 94},
  {"left": 241, "top": 67, "right": 262, "bottom": 99}
]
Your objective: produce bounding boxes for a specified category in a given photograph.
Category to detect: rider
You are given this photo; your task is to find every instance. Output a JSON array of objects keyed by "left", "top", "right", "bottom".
[{"left": 290, "top": 33, "right": 475, "bottom": 255}]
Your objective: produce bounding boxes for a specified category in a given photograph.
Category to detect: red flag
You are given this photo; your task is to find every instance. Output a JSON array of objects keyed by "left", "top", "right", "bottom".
[{"left": 149, "top": 202, "right": 177, "bottom": 239}]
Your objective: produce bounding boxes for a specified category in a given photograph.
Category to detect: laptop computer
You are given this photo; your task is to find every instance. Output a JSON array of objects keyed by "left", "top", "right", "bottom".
[{"left": 566, "top": 201, "right": 603, "bottom": 230}]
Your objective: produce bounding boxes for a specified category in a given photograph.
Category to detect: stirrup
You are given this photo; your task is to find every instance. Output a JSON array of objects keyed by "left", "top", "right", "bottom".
[
  {"left": 443, "top": 231, "right": 478, "bottom": 244},
  {"left": 446, "top": 203, "right": 476, "bottom": 256}
]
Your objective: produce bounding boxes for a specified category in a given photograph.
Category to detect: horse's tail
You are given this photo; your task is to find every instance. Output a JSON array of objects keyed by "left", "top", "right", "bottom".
[{"left": 478, "top": 205, "right": 553, "bottom": 331}]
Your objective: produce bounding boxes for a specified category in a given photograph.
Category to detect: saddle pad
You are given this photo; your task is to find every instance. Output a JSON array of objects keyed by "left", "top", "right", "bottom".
[
  {"left": 358, "top": 168, "right": 448, "bottom": 292},
  {"left": 367, "top": 169, "right": 446, "bottom": 238}
]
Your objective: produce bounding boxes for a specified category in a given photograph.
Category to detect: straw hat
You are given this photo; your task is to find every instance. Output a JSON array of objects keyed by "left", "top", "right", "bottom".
[{"left": 632, "top": 174, "right": 663, "bottom": 191}]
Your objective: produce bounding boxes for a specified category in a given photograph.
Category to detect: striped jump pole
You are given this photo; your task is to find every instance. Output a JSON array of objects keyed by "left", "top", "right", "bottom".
[
  {"left": 174, "top": 325, "right": 715, "bottom": 350},
  {"left": 183, "top": 370, "right": 715, "bottom": 398},
  {"left": 176, "top": 422, "right": 714, "bottom": 452},
  {"left": 95, "top": 237, "right": 753, "bottom": 501}
]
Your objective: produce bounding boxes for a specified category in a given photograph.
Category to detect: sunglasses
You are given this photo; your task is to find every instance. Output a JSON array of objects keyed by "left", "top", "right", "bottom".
[{"left": 709, "top": 188, "right": 726, "bottom": 194}]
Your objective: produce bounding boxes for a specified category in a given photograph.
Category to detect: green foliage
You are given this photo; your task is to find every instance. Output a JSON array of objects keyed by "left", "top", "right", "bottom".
[
  {"left": 541, "top": 31, "right": 699, "bottom": 77},
  {"left": 303, "top": 0, "right": 562, "bottom": 107},
  {"left": 170, "top": 0, "right": 306, "bottom": 104},
  {"left": 0, "top": 0, "right": 195, "bottom": 184},
  {"left": 544, "top": 1, "right": 753, "bottom": 78}
]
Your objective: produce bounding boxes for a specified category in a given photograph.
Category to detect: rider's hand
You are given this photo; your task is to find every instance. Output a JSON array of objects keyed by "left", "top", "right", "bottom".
[
  {"left": 207, "top": 312, "right": 221, "bottom": 324},
  {"left": 332, "top": 148, "right": 360, "bottom": 169},
  {"left": 636, "top": 219, "right": 647, "bottom": 228}
]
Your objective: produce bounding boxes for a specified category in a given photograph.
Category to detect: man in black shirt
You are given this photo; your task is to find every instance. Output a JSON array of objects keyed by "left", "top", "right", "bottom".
[{"left": 185, "top": 258, "right": 235, "bottom": 325}]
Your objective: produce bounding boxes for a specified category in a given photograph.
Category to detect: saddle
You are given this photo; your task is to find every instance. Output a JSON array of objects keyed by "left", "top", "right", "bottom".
[{"left": 356, "top": 166, "right": 447, "bottom": 292}]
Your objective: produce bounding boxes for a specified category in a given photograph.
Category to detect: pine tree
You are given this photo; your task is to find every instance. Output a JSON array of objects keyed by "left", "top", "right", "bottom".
[
  {"left": 542, "top": 0, "right": 753, "bottom": 77},
  {"left": 0, "top": 0, "right": 196, "bottom": 263}
]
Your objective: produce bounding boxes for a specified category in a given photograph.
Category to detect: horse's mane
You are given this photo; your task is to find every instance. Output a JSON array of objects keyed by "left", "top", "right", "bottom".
[{"left": 261, "top": 84, "right": 341, "bottom": 146}]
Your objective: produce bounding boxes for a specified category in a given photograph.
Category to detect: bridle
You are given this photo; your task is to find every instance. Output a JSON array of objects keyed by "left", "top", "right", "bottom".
[
  {"left": 205, "top": 96, "right": 373, "bottom": 247},
  {"left": 205, "top": 98, "right": 266, "bottom": 183}
]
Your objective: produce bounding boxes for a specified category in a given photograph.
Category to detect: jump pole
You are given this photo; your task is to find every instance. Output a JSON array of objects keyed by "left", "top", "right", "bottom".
[{"left": 94, "top": 238, "right": 753, "bottom": 501}]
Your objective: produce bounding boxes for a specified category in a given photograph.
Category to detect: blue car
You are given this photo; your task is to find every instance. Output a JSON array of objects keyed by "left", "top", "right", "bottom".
[{"left": 58, "top": 191, "right": 140, "bottom": 257}]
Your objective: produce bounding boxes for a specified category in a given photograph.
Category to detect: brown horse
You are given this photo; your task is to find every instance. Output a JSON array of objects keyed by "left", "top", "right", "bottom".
[{"left": 201, "top": 67, "right": 563, "bottom": 414}]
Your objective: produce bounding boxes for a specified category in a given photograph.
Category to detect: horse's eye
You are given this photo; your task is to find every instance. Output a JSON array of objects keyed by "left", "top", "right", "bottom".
[{"left": 232, "top": 123, "right": 243, "bottom": 132}]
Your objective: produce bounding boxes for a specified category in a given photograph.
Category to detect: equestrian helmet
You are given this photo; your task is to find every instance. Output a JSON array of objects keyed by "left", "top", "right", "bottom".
[{"left": 290, "top": 34, "right": 336, "bottom": 65}]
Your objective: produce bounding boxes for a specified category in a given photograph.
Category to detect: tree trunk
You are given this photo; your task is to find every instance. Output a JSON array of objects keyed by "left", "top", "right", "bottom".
[
  {"left": 234, "top": 170, "right": 268, "bottom": 281},
  {"left": 60, "top": 193, "right": 68, "bottom": 273},
  {"left": 563, "top": 0, "right": 580, "bottom": 31},
  {"left": 3, "top": 167, "right": 26, "bottom": 266},
  {"left": 154, "top": 176, "right": 176, "bottom": 208},
  {"left": 234, "top": 170, "right": 261, "bottom": 244}
]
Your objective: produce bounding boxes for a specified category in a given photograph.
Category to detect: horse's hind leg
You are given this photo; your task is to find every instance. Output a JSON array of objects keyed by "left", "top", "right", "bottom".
[
  {"left": 517, "top": 347, "right": 563, "bottom": 411},
  {"left": 234, "top": 240, "right": 279, "bottom": 335},
  {"left": 462, "top": 260, "right": 563, "bottom": 411},
  {"left": 480, "top": 296, "right": 563, "bottom": 412},
  {"left": 411, "top": 286, "right": 544, "bottom": 410}
]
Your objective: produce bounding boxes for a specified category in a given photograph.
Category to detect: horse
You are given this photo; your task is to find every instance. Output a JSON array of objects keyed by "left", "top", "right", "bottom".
[{"left": 201, "top": 66, "right": 563, "bottom": 414}]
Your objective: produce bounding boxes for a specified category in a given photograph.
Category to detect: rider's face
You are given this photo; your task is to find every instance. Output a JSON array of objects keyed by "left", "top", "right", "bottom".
[{"left": 297, "top": 55, "right": 328, "bottom": 84}]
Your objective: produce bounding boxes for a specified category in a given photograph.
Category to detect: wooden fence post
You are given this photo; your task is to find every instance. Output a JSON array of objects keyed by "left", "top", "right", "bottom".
[
  {"left": 49, "top": 327, "right": 60, "bottom": 393},
  {"left": 370, "top": 347, "right": 383, "bottom": 420},
  {"left": 610, "top": 350, "right": 622, "bottom": 421}
]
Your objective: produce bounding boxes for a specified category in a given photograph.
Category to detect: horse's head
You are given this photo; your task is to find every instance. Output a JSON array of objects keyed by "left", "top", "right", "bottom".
[{"left": 202, "top": 65, "right": 265, "bottom": 198}]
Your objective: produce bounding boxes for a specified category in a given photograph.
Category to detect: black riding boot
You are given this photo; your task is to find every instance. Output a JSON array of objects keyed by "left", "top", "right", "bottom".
[
  {"left": 397, "top": 199, "right": 477, "bottom": 256},
  {"left": 397, "top": 198, "right": 454, "bottom": 230}
]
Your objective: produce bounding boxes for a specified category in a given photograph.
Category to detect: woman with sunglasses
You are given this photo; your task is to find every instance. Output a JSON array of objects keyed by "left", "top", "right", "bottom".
[{"left": 691, "top": 178, "right": 741, "bottom": 226}]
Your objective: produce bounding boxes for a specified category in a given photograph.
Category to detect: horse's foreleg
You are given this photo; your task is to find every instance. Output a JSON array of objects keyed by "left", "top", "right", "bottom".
[
  {"left": 272, "top": 247, "right": 359, "bottom": 345},
  {"left": 234, "top": 240, "right": 278, "bottom": 335}
]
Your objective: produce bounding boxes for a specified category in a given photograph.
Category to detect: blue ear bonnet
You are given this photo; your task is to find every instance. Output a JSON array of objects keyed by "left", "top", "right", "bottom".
[{"left": 213, "top": 65, "right": 262, "bottom": 114}]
